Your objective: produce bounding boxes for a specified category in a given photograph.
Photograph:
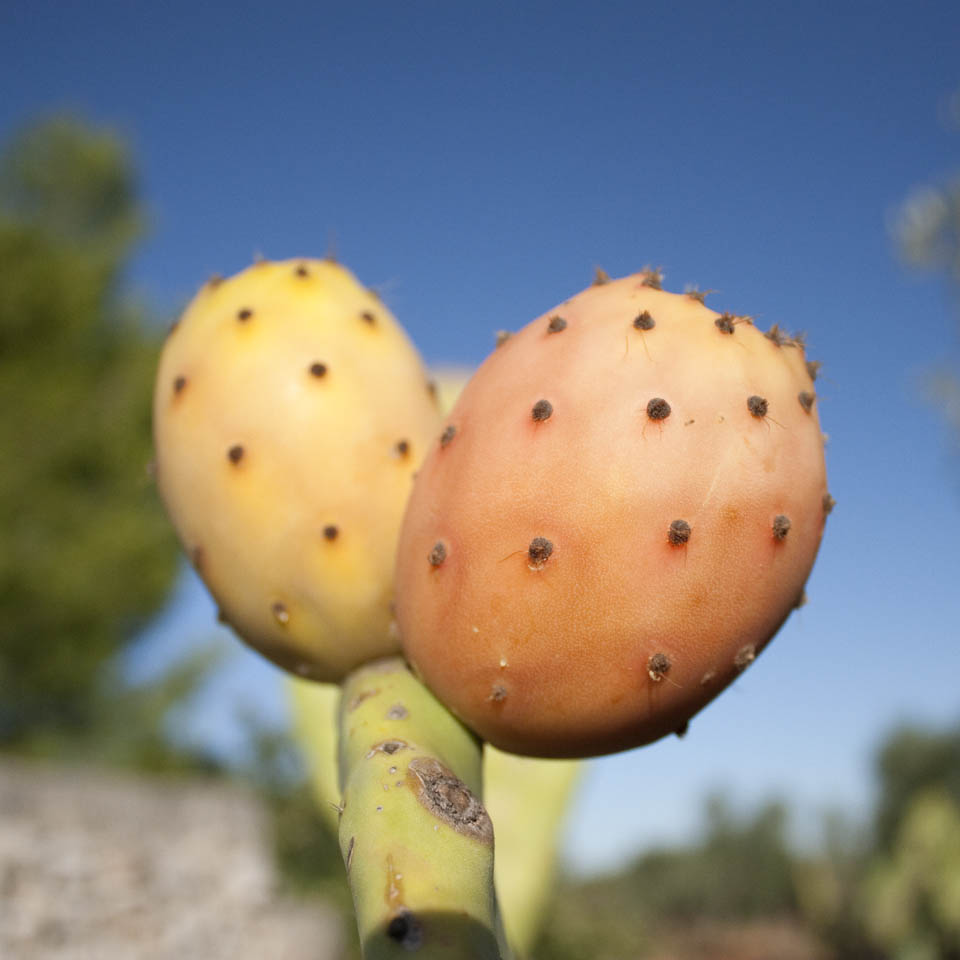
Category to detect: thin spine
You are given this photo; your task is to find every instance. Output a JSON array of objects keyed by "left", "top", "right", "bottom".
[{"left": 338, "top": 657, "right": 503, "bottom": 959}]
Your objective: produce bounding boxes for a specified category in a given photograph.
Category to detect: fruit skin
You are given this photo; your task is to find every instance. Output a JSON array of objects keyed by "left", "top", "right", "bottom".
[
  {"left": 395, "top": 271, "right": 830, "bottom": 758},
  {"left": 154, "top": 258, "right": 441, "bottom": 681}
]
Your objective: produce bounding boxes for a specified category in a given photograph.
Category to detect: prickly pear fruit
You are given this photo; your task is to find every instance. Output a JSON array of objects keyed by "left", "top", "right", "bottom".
[
  {"left": 153, "top": 258, "right": 441, "bottom": 681},
  {"left": 394, "top": 271, "right": 830, "bottom": 758}
]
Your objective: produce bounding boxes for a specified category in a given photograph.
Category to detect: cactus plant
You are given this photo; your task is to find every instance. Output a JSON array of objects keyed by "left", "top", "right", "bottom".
[
  {"left": 394, "top": 270, "right": 830, "bottom": 758},
  {"left": 153, "top": 257, "right": 441, "bottom": 680}
]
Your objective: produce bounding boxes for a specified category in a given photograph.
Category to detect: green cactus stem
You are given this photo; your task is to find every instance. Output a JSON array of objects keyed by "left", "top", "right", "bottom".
[
  {"left": 338, "top": 657, "right": 502, "bottom": 959},
  {"left": 289, "top": 678, "right": 342, "bottom": 834}
]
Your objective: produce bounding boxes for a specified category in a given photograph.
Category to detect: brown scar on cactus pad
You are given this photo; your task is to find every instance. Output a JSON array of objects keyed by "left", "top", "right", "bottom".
[
  {"left": 153, "top": 258, "right": 442, "bottom": 682},
  {"left": 633, "top": 310, "right": 655, "bottom": 331},
  {"left": 531, "top": 399, "right": 553, "bottom": 422},
  {"left": 428, "top": 541, "right": 447, "bottom": 567},
  {"left": 395, "top": 269, "right": 829, "bottom": 757},
  {"left": 547, "top": 314, "right": 567, "bottom": 333},
  {"left": 406, "top": 757, "right": 493, "bottom": 842}
]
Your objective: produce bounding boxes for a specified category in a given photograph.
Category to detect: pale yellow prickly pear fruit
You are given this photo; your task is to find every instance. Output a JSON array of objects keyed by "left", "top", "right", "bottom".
[{"left": 153, "top": 258, "right": 442, "bottom": 681}]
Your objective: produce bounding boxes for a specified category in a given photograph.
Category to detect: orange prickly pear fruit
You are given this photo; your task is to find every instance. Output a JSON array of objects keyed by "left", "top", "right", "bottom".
[{"left": 394, "top": 270, "right": 830, "bottom": 758}]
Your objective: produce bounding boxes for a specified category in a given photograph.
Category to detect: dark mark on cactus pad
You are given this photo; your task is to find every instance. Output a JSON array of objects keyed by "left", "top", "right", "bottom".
[
  {"left": 428, "top": 541, "right": 447, "bottom": 567},
  {"left": 668, "top": 520, "right": 691, "bottom": 546},
  {"left": 547, "top": 315, "right": 567, "bottom": 334},
  {"left": 647, "top": 653, "right": 671, "bottom": 682},
  {"left": 386, "top": 703, "right": 408, "bottom": 720},
  {"left": 747, "top": 395, "right": 768, "bottom": 418},
  {"left": 406, "top": 756, "right": 493, "bottom": 842},
  {"left": 366, "top": 740, "right": 409, "bottom": 757},
  {"left": 532, "top": 399, "right": 553, "bottom": 422},
  {"left": 773, "top": 515, "right": 791, "bottom": 540},
  {"left": 528, "top": 537, "right": 553, "bottom": 569},
  {"left": 647, "top": 397, "right": 671, "bottom": 421},
  {"left": 387, "top": 911, "right": 422, "bottom": 950},
  {"left": 633, "top": 310, "right": 655, "bottom": 331}
]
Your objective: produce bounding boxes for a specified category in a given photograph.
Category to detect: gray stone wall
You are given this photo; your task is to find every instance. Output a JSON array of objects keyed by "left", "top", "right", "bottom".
[{"left": 0, "top": 759, "right": 343, "bottom": 959}]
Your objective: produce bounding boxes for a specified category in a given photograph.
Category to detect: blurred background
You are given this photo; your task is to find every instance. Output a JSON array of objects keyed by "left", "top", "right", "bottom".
[{"left": 2, "top": 2, "right": 959, "bottom": 958}]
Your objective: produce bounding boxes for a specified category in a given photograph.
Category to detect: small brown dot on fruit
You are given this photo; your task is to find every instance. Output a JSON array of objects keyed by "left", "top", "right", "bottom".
[
  {"left": 593, "top": 267, "right": 610, "bottom": 285},
  {"left": 647, "top": 652, "right": 671, "bottom": 682},
  {"left": 488, "top": 685, "right": 507, "bottom": 702},
  {"left": 633, "top": 310, "right": 655, "bottom": 331},
  {"left": 227, "top": 444, "right": 245, "bottom": 464},
  {"left": 772, "top": 515, "right": 791, "bottom": 540},
  {"left": 394, "top": 439, "right": 410, "bottom": 458},
  {"left": 428, "top": 541, "right": 447, "bottom": 567},
  {"left": 527, "top": 537, "right": 553, "bottom": 569},
  {"left": 237, "top": 308, "right": 253, "bottom": 321},
  {"left": 495, "top": 330, "right": 512, "bottom": 347},
  {"left": 208, "top": 274, "right": 224, "bottom": 288},
  {"left": 547, "top": 315, "right": 567, "bottom": 333},
  {"left": 294, "top": 264, "right": 309, "bottom": 277},
  {"left": 647, "top": 397, "right": 671, "bottom": 421},
  {"left": 309, "top": 362, "right": 328, "bottom": 377},
  {"left": 173, "top": 375, "right": 187, "bottom": 394},
  {"left": 798, "top": 391, "right": 815, "bottom": 412},
  {"left": 532, "top": 399, "right": 553, "bottom": 422},
  {"left": 272, "top": 602, "right": 290, "bottom": 625},
  {"left": 823, "top": 493, "right": 836, "bottom": 515},
  {"left": 675, "top": 721, "right": 689, "bottom": 738},
  {"left": 427, "top": 379, "right": 438, "bottom": 398},
  {"left": 360, "top": 310, "right": 376, "bottom": 325},
  {"left": 715, "top": 313, "right": 735, "bottom": 334},
  {"left": 668, "top": 519, "right": 691, "bottom": 546},
  {"left": 323, "top": 525, "right": 339, "bottom": 541},
  {"left": 440, "top": 425, "right": 456, "bottom": 447},
  {"left": 747, "top": 395, "right": 768, "bottom": 418},
  {"left": 806, "top": 360, "right": 822, "bottom": 381}
]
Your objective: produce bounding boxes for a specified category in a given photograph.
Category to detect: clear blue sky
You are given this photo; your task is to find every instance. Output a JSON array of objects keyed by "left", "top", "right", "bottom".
[{"left": 4, "top": 0, "right": 960, "bottom": 874}]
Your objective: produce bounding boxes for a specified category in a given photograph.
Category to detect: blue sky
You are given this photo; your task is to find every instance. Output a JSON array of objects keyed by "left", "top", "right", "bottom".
[{"left": 4, "top": 0, "right": 960, "bottom": 873}]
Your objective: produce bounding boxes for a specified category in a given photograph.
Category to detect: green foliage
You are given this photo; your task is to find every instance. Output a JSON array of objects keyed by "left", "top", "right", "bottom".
[
  {"left": 0, "top": 116, "right": 179, "bottom": 745},
  {"left": 535, "top": 795, "right": 799, "bottom": 959}
]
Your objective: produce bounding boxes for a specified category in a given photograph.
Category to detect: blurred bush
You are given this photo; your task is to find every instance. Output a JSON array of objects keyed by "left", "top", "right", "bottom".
[{"left": 0, "top": 116, "right": 180, "bottom": 750}]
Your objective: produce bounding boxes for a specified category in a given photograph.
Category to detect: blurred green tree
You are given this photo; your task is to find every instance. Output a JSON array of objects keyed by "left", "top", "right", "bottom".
[{"left": 0, "top": 116, "right": 180, "bottom": 747}]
